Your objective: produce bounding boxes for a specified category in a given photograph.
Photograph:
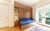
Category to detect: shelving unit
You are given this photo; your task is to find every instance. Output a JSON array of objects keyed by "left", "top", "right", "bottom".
[{"left": 14, "top": 7, "right": 19, "bottom": 27}]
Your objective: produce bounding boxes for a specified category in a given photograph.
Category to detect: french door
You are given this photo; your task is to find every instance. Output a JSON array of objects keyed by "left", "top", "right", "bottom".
[
  {"left": 44, "top": 5, "right": 50, "bottom": 26},
  {"left": 36, "top": 5, "right": 50, "bottom": 26},
  {"left": 36, "top": 7, "right": 44, "bottom": 24}
]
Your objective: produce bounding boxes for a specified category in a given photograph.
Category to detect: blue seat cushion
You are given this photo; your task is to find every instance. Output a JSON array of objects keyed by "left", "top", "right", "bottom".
[
  {"left": 20, "top": 18, "right": 33, "bottom": 22},
  {"left": 20, "top": 20, "right": 36, "bottom": 25}
]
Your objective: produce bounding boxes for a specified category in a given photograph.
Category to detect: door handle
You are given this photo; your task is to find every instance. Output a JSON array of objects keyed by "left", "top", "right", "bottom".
[
  {"left": 42, "top": 17, "right": 45, "bottom": 18},
  {"left": 6, "top": 17, "right": 8, "bottom": 18}
]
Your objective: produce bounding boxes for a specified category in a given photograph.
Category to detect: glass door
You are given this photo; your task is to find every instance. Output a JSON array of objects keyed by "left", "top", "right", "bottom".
[
  {"left": 38, "top": 9, "right": 42, "bottom": 23},
  {"left": 36, "top": 5, "right": 50, "bottom": 26},
  {"left": 44, "top": 5, "right": 50, "bottom": 25},
  {"left": 36, "top": 7, "right": 43, "bottom": 24}
]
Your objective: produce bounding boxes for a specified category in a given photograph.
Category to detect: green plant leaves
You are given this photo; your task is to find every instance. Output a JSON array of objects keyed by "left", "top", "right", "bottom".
[{"left": 15, "top": 8, "right": 18, "bottom": 11}]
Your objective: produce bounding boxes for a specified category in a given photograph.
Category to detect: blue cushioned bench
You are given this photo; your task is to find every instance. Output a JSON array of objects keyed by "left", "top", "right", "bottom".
[{"left": 19, "top": 18, "right": 36, "bottom": 25}]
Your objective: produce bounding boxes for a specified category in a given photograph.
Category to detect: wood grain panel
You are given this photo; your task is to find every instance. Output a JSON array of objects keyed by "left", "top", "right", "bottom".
[
  {"left": 23, "top": 9, "right": 27, "bottom": 18},
  {"left": 23, "top": 10, "right": 32, "bottom": 18},
  {"left": 28, "top": 7, "right": 32, "bottom": 10},
  {"left": 29, "top": 10, "right": 32, "bottom": 18},
  {"left": 14, "top": 1, "right": 32, "bottom": 18},
  {"left": 14, "top": 1, "right": 16, "bottom": 7},
  {"left": 19, "top": 8, "right": 24, "bottom": 18},
  {"left": 16, "top": 2, "right": 19, "bottom": 7},
  {"left": 14, "top": 21, "right": 19, "bottom": 27},
  {"left": 23, "top": 10, "right": 29, "bottom": 18},
  {"left": 19, "top": 9, "right": 32, "bottom": 18},
  {"left": 19, "top": 3, "right": 23, "bottom": 8},
  {"left": 23, "top": 5, "right": 28, "bottom": 9},
  {"left": 22, "top": 24, "right": 34, "bottom": 30}
]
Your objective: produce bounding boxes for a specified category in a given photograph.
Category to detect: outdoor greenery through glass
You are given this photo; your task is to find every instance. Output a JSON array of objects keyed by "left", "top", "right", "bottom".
[
  {"left": 45, "top": 7, "right": 50, "bottom": 25},
  {"left": 38, "top": 9, "right": 42, "bottom": 23},
  {"left": 38, "top": 7, "right": 50, "bottom": 25}
]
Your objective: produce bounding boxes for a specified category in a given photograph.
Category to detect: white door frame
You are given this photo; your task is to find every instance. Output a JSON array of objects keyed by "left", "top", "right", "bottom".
[
  {"left": 43, "top": 4, "right": 50, "bottom": 26},
  {"left": 36, "top": 7, "right": 44, "bottom": 24},
  {"left": 36, "top": 4, "right": 50, "bottom": 27}
]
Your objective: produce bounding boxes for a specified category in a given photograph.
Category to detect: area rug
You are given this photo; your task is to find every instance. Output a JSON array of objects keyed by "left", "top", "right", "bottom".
[{"left": 29, "top": 26, "right": 50, "bottom": 31}]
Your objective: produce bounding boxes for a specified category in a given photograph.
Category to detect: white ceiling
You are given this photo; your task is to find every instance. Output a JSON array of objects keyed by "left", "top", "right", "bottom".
[
  {"left": 19, "top": 0, "right": 40, "bottom": 6},
  {"left": 3, "top": 0, "right": 40, "bottom": 6},
  {"left": 15, "top": 0, "right": 41, "bottom": 7}
]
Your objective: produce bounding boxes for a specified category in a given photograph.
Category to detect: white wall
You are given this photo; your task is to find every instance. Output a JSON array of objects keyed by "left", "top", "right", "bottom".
[
  {"left": 0, "top": 0, "right": 14, "bottom": 27},
  {"left": 32, "top": 0, "right": 50, "bottom": 20},
  {"left": 9, "top": 0, "right": 14, "bottom": 27},
  {"left": 32, "top": 4, "right": 36, "bottom": 20}
]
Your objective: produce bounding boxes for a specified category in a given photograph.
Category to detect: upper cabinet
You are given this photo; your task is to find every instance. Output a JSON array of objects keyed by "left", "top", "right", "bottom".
[
  {"left": 28, "top": 7, "right": 32, "bottom": 10},
  {"left": 14, "top": 1, "right": 19, "bottom": 7},
  {"left": 14, "top": 1, "right": 32, "bottom": 18},
  {"left": 23, "top": 5, "right": 27, "bottom": 9},
  {"left": 14, "top": 1, "right": 32, "bottom": 10},
  {"left": 14, "top": 1, "right": 16, "bottom": 7},
  {"left": 30, "top": 10, "right": 32, "bottom": 17},
  {"left": 16, "top": 2, "right": 19, "bottom": 7},
  {"left": 19, "top": 8, "right": 24, "bottom": 18},
  {"left": 19, "top": 3, "right": 23, "bottom": 8}
]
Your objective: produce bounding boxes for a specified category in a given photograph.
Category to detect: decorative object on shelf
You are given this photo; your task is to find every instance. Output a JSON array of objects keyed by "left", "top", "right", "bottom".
[
  {"left": 15, "top": 18, "right": 19, "bottom": 21},
  {"left": 15, "top": 7, "right": 18, "bottom": 11}
]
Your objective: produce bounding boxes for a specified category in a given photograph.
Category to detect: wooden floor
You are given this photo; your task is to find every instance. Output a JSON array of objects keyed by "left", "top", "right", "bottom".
[
  {"left": 0, "top": 24, "right": 49, "bottom": 31},
  {"left": 0, "top": 26, "right": 35, "bottom": 31},
  {"left": 0, "top": 22, "right": 37, "bottom": 31},
  {"left": 23, "top": 26, "right": 35, "bottom": 31},
  {"left": 0, "top": 26, "right": 21, "bottom": 31}
]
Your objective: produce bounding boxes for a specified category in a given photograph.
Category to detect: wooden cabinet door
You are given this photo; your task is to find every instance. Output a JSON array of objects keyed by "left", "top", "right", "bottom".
[
  {"left": 14, "top": 1, "right": 16, "bottom": 7},
  {"left": 19, "top": 8, "right": 23, "bottom": 18},
  {"left": 23, "top": 9, "right": 26, "bottom": 18},
  {"left": 28, "top": 7, "right": 32, "bottom": 10},
  {"left": 23, "top": 5, "right": 26, "bottom": 9},
  {"left": 14, "top": 21, "right": 19, "bottom": 27},
  {"left": 16, "top": 2, "right": 19, "bottom": 7},
  {"left": 19, "top": 9, "right": 32, "bottom": 18},
  {"left": 26, "top": 6, "right": 28, "bottom": 9},
  {"left": 23, "top": 5, "right": 28, "bottom": 9},
  {"left": 29, "top": 10, "right": 32, "bottom": 17},
  {"left": 23, "top": 10, "right": 30, "bottom": 18},
  {"left": 19, "top": 3, "right": 23, "bottom": 8}
]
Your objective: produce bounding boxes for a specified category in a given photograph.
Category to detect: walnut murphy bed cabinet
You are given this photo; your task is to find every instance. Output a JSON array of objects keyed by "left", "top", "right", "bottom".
[{"left": 14, "top": 1, "right": 32, "bottom": 30}]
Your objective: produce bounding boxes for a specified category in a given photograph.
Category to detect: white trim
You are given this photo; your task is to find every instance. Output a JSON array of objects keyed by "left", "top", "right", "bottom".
[{"left": 36, "top": 4, "right": 50, "bottom": 27}]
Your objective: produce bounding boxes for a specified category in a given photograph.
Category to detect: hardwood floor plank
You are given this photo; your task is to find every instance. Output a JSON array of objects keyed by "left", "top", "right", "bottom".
[{"left": 0, "top": 26, "right": 21, "bottom": 31}]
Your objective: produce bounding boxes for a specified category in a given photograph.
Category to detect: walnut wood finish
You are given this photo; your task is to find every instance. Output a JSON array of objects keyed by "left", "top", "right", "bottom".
[
  {"left": 14, "top": 1, "right": 32, "bottom": 30},
  {"left": 14, "top": 21, "right": 19, "bottom": 27},
  {"left": 22, "top": 24, "right": 34, "bottom": 30},
  {"left": 23, "top": 5, "right": 27, "bottom": 9},
  {"left": 14, "top": 1, "right": 16, "bottom": 7},
  {"left": 14, "top": 1, "right": 32, "bottom": 18},
  {"left": 23, "top": 10, "right": 30, "bottom": 18},
  {"left": 19, "top": 3, "right": 23, "bottom": 8},
  {"left": 28, "top": 7, "right": 32, "bottom": 10},
  {"left": 16, "top": 2, "right": 19, "bottom": 7},
  {"left": 19, "top": 8, "right": 24, "bottom": 18},
  {"left": 19, "top": 9, "right": 32, "bottom": 18}
]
